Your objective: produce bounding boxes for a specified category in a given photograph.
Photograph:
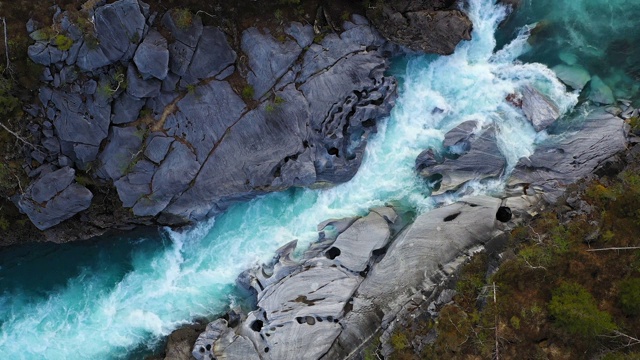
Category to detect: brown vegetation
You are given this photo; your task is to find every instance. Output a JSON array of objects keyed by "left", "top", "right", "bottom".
[{"left": 389, "top": 154, "right": 640, "bottom": 359}]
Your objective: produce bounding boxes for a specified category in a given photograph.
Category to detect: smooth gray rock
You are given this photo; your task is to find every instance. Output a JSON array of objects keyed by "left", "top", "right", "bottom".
[
  {"left": 330, "top": 211, "right": 392, "bottom": 272},
  {"left": 168, "top": 41, "right": 195, "bottom": 77},
  {"left": 76, "top": 0, "right": 146, "bottom": 71},
  {"left": 521, "top": 85, "right": 560, "bottom": 131},
  {"left": 50, "top": 90, "right": 111, "bottom": 166},
  {"left": 508, "top": 109, "right": 627, "bottom": 201},
  {"left": 28, "top": 42, "right": 67, "bottom": 66},
  {"left": 160, "top": 84, "right": 310, "bottom": 221},
  {"left": 442, "top": 120, "right": 478, "bottom": 148},
  {"left": 112, "top": 93, "right": 145, "bottom": 124},
  {"left": 242, "top": 27, "right": 302, "bottom": 98},
  {"left": 113, "top": 159, "right": 157, "bottom": 208},
  {"left": 163, "top": 81, "right": 246, "bottom": 163},
  {"left": 285, "top": 22, "right": 314, "bottom": 48},
  {"left": 420, "top": 126, "right": 506, "bottom": 194},
  {"left": 133, "top": 141, "right": 200, "bottom": 217},
  {"left": 134, "top": 29, "right": 169, "bottom": 80},
  {"left": 96, "top": 126, "right": 144, "bottom": 181},
  {"left": 144, "top": 134, "right": 174, "bottom": 164},
  {"left": 161, "top": 10, "right": 203, "bottom": 48},
  {"left": 19, "top": 167, "right": 93, "bottom": 230},
  {"left": 302, "top": 53, "right": 396, "bottom": 184},
  {"left": 588, "top": 75, "right": 615, "bottom": 105},
  {"left": 185, "top": 27, "right": 236, "bottom": 83},
  {"left": 552, "top": 64, "right": 591, "bottom": 91},
  {"left": 298, "top": 24, "right": 386, "bottom": 83},
  {"left": 126, "top": 63, "right": 161, "bottom": 98},
  {"left": 29, "top": 166, "right": 75, "bottom": 203},
  {"left": 325, "top": 196, "right": 502, "bottom": 359}
]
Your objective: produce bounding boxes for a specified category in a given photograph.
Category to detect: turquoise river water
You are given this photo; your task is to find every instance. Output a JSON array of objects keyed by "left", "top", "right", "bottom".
[{"left": 0, "top": 0, "right": 637, "bottom": 358}]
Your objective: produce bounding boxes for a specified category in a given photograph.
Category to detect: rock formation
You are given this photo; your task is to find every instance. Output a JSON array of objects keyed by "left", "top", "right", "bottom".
[
  {"left": 20, "top": 1, "right": 400, "bottom": 230},
  {"left": 366, "top": 0, "right": 473, "bottom": 55},
  {"left": 186, "top": 198, "right": 520, "bottom": 360}
]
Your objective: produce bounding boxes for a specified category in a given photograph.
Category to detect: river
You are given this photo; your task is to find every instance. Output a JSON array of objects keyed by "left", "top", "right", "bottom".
[{"left": 0, "top": 0, "right": 636, "bottom": 358}]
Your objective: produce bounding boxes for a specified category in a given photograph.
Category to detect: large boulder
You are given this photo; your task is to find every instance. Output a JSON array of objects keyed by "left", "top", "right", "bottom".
[
  {"left": 552, "top": 64, "right": 591, "bottom": 91},
  {"left": 419, "top": 124, "right": 506, "bottom": 194},
  {"left": 242, "top": 27, "right": 302, "bottom": 99},
  {"left": 18, "top": 167, "right": 93, "bottom": 230},
  {"left": 133, "top": 29, "right": 170, "bottom": 80},
  {"left": 49, "top": 90, "right": 111, "bottom": 167},
  {"left": 366, "top": 0, "right": 472, "bottom": 55},
  {"left": 76, "top": 0, "right": 147, "bottom": 71},
  {"left": 521, "top": 85, "right": 561, "bottom": 131},
  {"left": 508, "top": 109, "right": 627, "bottom": 201},
  {"left": 587, "top": 75, "right": 615, "bottom": 105}
]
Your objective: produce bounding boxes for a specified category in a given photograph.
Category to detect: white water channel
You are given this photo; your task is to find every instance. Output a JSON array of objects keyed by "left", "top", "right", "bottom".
[{"left": 0, "top": 1, "right": 578, "bottom": 358}]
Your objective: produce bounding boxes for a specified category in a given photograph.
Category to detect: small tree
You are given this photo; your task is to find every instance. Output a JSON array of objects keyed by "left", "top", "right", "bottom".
[{"left": 549, "top": 282, "right": 617, "bottom": 337}]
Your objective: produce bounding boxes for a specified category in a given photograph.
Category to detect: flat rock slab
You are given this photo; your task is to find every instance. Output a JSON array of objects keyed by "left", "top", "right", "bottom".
[
  {"left": 521, "top": 85, "right": 560, "bottom": 131},
  {"left": 420, "top": 126, "right": 506, "bottom": 194},
  {"left": 508, "top": 109, "right": 627, "bottom": 201},
  {"left": 19, "top": 167, "right": 93, "bottom": 230}
]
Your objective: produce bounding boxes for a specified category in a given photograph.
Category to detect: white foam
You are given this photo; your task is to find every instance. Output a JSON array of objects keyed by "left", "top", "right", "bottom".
[{"left": 0, "top": 1, "right": 584, "bottom": 358}]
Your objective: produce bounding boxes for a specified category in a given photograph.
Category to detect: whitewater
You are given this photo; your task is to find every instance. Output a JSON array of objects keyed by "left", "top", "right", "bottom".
[{"left": 0, "top": 0, "right": 579, "bottom": 358}]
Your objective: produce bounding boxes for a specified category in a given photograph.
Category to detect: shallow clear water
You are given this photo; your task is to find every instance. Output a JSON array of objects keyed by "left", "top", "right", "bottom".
[
  {"left": 498, "top": 0, "right": 640, "bottom": 101},
  {"left": 0, "top": 0, "right": 622, "bottom": 358}
]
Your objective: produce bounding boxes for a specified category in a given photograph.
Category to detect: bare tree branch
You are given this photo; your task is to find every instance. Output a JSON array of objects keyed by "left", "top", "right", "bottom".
[
  {"left": 587, "top": 247, "right": 640, "bottom": 252},
  {"left": 1, "top": 17, "right": 10, "bottom": 73},
  {"left": 0, "top": 122, "right": 40, "bottom": 149}
]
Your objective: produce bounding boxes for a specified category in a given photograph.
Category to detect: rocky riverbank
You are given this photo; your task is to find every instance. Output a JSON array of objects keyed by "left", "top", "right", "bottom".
[
  {"left": 151, "top": 97, "right": 632, "bottom": 359},
  {"left": 3, "top": 0, "right": 406, "bottom": 244}
]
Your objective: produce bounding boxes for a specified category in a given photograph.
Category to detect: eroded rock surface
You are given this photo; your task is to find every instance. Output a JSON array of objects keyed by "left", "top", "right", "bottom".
[
  {"left": 187, "top": 198, "right": 512, "bottom": 360},
  {"left": 418, "top": 122, "right": 506, "bottom": 194},
  {"left": 508, "top": 109, "right": 628, "bottom": 202},
  {"left": 24, "top": 1, "right": 398, "bottom": 230},
  {"left": 18, "top": 167, "right": 93, "bottom": 230}
]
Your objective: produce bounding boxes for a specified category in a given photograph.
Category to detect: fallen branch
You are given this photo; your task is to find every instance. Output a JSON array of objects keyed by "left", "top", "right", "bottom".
[
  {"left": 586, "top": 247, "right": 640, "bottom": 252},
  {"left": 0, "top": 122, "right": 40, "bottom": 149},
  {"left": 1, "top": 17, "right": 11, "bottom": 74}
]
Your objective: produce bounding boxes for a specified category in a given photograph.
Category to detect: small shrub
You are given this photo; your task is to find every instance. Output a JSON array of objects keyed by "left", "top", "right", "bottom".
[
  {"left": 186, "top": 84, "right": 197, "bottom": 94},
  {"left": 549, "top": 282, "right": 617, "bottom": 337},
  {"left": 53, "top": 34, "right": 73, "bottom": 51},
  {"left": 510, "top": 315, "right": 521, "bottom": 330},
  {"left": 390, "top": 332, "right": 410, "bottom": 351},
  {"left": 274, "top": 96, "right": 285, "bottom": 105},
  {"left": 241, "top": 85, "right": 255, "bottom": 100},
  {"left": 619, "top": 278, "right": 640, "bottom": 316}
]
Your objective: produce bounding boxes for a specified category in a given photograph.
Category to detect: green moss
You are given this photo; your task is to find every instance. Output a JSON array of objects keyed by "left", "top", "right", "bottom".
[
  {"left": 241, "top": 85, "right": 255, "bottom": 100},
  {"left": 53, "top": 34, "right": 73, "bottom": 51},
  {"left": 173, "top": 8, "right": 193, "bottom": 29},
  {"left": 265, "top": 103, "right": 276, "bottom": 113},
  {"left": 549, "top": 282, "right": 617, "bottom": 337},
  {"left": 619, "top": 278, "right": 640, "bottom": 316}
]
